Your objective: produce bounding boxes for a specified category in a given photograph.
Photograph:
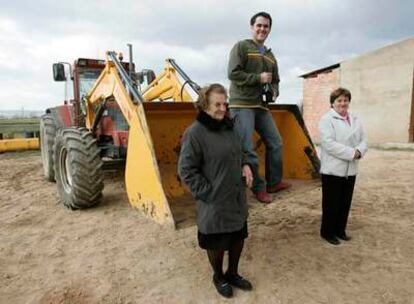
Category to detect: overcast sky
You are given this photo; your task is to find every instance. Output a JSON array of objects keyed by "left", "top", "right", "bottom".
[{"left": 1, "top": 0, "right": 413, "bottom": 111}]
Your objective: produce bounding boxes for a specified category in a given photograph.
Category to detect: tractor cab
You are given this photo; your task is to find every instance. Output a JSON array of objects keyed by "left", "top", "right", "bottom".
[{"left": 52, "top": 58, "right": 134, "bottom": 158}]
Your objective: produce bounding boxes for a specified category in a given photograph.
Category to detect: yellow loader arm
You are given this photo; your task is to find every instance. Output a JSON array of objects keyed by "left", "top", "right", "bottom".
[
  {"left": 85, "top": 52, "right": 177, "bottom": 227},
  {"left": 142, "top": 59, "right": 194, "bottom": 102}
]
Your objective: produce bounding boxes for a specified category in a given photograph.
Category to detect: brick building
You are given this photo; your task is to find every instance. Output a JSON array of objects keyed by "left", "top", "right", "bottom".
[{"left": 301, "top": 38, "right": 414, "bottom": 144}]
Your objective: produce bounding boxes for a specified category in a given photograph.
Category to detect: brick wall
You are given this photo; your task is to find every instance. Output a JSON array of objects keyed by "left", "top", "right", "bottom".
[{"left": 302, "top": 69, "right": 340, "bottom": 142}]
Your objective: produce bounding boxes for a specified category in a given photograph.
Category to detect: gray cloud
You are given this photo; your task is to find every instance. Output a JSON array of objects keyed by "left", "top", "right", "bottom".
[{"left": 0, "top": 0, "right": 413, "bottom": 110}]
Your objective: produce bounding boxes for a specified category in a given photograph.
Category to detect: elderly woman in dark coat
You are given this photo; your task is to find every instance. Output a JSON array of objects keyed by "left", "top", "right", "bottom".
[{"left": 178, "top": 83, "right": 253, "bottom": 298}]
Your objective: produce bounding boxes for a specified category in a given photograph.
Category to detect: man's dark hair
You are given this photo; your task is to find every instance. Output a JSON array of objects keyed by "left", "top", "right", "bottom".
[
  {"left": 250, "top": 12, "right": 272, "bottom": 28},
  {"left": 330, "top": 87, "right": 352, "bottom": 105}
]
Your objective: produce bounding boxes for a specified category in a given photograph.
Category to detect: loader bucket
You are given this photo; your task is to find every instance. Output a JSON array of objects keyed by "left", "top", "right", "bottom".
[
  {"left": 125, "top": 102, "right": 319, "bottom": 228},
  {"left": 256, "top": 104, "right": 320, "bottom": 180},
  {"left": 125, "top": 103, "right": 198, "bottom": 228}
]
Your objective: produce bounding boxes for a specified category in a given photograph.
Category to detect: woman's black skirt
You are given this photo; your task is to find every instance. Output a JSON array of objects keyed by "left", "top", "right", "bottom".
[{"left": 198, "top": 222, "right": 248, "bottom": 250}]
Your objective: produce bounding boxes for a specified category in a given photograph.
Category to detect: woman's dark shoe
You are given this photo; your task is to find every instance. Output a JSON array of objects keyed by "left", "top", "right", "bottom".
[
  {"left": 321, "top": 235, "right": 341, "bottom": 245},
  {"left": 213, "top": 275, "right": 233, "bottom": 298},
  {"left": 337, "top": 233, "right": 351, "bottom": 241},
  {"left": 224, "top": 273, "right": 253, "bottom": 291}
]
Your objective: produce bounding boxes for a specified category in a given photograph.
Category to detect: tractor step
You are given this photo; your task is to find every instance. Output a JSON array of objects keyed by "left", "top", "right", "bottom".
[{"left": 102, "top": 158, "right": 126, "bottom": 171}]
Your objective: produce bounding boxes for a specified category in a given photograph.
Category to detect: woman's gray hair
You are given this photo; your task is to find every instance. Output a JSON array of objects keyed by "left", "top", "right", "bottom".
[{"left": 195, "top": 83, "right": 228, "bottom": 112}]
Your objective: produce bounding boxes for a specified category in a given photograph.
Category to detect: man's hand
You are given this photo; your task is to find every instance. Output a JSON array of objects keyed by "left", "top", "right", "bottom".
[
  {"left": 242, "top": 164, "right": 253, "bottom": 189},
  {"left": 260, "top": 72, "right": 272, "bottom": 84}
]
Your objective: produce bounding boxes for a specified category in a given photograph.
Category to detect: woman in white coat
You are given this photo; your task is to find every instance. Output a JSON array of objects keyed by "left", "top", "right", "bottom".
[{"left": 318, "top": 87, "right": 368, "bottom": 245}]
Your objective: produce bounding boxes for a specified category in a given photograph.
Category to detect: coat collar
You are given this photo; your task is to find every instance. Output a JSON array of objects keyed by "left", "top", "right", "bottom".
[
  {"left": 329, "top": 108, "right": 352, "bottom": 120},
  {"left": 329, "top": 108, "right": 356, "bottom": 127},
  {"left": 196, "top": 111, "right": 234, "bottom": 131},
  {"left": 247, "top": 39, "right": 271, "bottom": 53}
]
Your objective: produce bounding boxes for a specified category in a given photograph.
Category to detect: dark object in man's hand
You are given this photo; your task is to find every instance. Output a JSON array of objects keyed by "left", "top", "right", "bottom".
[{"left": 262, "top": 84, "right": 273, "bottom": 104}]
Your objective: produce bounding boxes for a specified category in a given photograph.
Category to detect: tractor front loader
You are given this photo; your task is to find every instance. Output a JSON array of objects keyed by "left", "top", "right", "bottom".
[{"left": 41, "top": 47, "right": 319, "bottom": 228}]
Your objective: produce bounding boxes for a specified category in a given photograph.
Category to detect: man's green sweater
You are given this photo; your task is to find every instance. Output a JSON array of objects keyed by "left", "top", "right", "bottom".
[{"left": 227, "top": 39, "right": 279, "bottom": 108}]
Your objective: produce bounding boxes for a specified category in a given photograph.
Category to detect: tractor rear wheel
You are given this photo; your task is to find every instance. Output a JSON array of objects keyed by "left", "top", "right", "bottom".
[
  {"left": 40, "top": 114, "right": 57, "bottom": 181},
  {"left": 53, "top": 128, "right": 104, "bottom": 209}
]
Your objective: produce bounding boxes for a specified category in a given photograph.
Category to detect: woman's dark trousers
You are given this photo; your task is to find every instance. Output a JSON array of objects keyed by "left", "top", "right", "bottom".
[{"left": 321, "top": 174, "right": 356, "bottom": 238}]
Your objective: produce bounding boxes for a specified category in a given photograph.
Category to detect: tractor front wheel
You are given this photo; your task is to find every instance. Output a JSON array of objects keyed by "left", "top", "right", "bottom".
[{"left": 53, "top": 128, "right": 104, "bottom": 209}]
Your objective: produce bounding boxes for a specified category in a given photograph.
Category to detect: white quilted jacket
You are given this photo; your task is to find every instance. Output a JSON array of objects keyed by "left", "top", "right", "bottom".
[{"left": 318, "top": 109, "right": 368, "bottom": 177}]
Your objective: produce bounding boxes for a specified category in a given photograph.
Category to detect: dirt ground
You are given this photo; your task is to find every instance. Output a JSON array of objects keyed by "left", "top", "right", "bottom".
[{"left": 0, "top": 149, "right": 413, "bottom": 304}]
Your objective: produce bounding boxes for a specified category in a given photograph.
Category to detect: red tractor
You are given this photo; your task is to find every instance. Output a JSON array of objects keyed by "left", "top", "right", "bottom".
[{"left": 41, "top": 48, "right": 319, "bottom": 228}]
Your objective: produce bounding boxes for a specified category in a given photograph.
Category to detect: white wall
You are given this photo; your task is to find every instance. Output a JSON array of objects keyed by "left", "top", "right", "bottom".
[{"left": 340, "top": 38, "right": 414, "bottom": 143}]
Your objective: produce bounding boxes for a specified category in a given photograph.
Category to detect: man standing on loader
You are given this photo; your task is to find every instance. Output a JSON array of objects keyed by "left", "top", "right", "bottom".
[{"left": 228, "top": 11, "right": 290, "bottom": 204}]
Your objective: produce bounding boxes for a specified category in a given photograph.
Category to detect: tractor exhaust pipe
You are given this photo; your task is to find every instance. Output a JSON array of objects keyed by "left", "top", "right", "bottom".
[{"left": 127, "top": 43, "right": 134, "bottom": 78}]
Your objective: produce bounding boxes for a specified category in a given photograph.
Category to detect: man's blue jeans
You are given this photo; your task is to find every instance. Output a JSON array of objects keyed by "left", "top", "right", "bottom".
[{"left": 230, "top": 108, "right": 283, "bottom": 193}]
